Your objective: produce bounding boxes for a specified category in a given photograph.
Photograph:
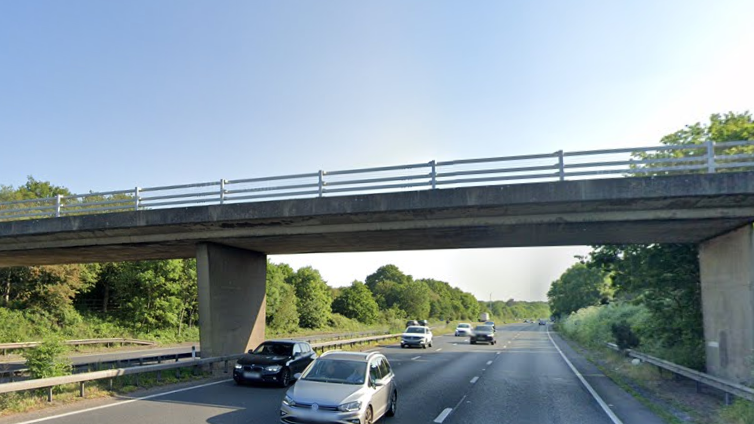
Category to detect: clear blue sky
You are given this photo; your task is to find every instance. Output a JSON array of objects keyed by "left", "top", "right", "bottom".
[{"left": 1, "top": 1, "right": 752, "bottom": 300}]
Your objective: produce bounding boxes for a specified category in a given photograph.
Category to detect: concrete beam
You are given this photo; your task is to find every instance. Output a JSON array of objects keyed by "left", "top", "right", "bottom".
[
  {"left": 196, "top": 243, "right": 266, "bottom": 358},
  {"left": 700, "top": 225, "right": 754, "bottom": 383}
]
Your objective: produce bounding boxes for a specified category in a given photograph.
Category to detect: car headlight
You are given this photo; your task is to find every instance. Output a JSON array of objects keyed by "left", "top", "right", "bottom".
[
  {"left": 265, "top": 365, "right": 282, "bottom": 372},
  {"left": 234, "top": 364, "right": 243, "bottom": 370},
  {"left": 338, "top": 401, "right": 362, "bottom": 412},
  {"left": 282, "top": 395, "right": 296, "bottom": 407}
]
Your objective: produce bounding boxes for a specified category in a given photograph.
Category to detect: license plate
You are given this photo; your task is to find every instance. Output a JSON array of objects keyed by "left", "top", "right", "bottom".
[{"left": 243, "top": 371, "right": 261, "bottom": 379}]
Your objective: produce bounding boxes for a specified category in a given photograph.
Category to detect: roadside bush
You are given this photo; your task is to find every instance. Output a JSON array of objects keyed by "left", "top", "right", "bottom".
[
  {"left": 560, "top": 303, "right": 650, "bottom": 348},
  {"left": 611, "top": 320, "right": 640, "bottom": 350},
  {"left": 22, "top": 338, "right": 72, "bottom": 379}
]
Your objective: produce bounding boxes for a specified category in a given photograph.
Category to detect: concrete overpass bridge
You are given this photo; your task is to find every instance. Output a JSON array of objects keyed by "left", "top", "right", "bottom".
[{"left": 2, "top": 143, "right": 754, "bottom": 383}]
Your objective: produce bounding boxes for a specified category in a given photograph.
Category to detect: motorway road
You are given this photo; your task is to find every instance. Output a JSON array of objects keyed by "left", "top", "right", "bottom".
[{"left": 0, "top": 324, "right": 665, "bottom": 424}]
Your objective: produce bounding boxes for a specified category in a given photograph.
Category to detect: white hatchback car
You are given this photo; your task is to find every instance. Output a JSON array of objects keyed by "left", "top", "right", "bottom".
[{"left": 455, "top": 323, "right": 472, "bottom": 336}]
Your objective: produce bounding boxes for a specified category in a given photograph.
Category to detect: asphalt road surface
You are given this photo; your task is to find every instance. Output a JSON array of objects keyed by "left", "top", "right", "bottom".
[{"left": 0, "top": 324, "right": 666, "bottom": 424}]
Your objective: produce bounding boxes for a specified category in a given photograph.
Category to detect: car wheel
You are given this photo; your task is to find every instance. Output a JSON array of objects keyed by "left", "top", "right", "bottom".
[
  {"left": 386, "top": 390, "right": 397, "bottom": 417},
  {"left": 278, "top": 368, "right": 291, "bottom": 387},
  {"left": 429, "top": 341, "right": 433, "bottom": 348},
  {"left": 470, "top": 340, "right": 476, "bottom": 345},
  {"left": 234, "top": 377, "right": 243, "bottom": 385},
  {"left": 422, "top": 344, "right": 427, "bottom": 349},
  {"left": 365, "top": 405, "right": 374, "bottom": 424}
]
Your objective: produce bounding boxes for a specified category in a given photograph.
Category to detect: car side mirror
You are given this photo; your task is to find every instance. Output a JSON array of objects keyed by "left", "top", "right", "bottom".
[
  {"left": 293, "top": 373, "right": 302, "bottom": 380},
  {"left": 247, "top": 349, "right": 253, "bottom": 354},
  {"left": 374, "top": 379, "right": 385, "bottom": 387}
]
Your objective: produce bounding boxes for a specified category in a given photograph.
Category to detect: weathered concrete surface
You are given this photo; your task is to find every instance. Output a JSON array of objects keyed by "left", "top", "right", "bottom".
[
  {"left": 700, "top": 225, "right": 754, "bottom": 383},
  {"left": 196, "top": 243, "right": 266, "bottom": 358},
  {"left": 1, "top": 172, "right": 754, "bottom": 266}
]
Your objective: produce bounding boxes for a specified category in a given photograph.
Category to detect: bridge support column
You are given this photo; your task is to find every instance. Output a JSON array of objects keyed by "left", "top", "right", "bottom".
[
  {"left": 700, "top": 225, "right": 754, "bottom": 383},
  {"left": 196, "top": 243, "right": 266, "bottom": 358}
]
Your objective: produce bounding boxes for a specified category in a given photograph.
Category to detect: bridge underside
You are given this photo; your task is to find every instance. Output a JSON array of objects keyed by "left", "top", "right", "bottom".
[{"left": 0, "top": 218, "right": 751, "bottom": 266}]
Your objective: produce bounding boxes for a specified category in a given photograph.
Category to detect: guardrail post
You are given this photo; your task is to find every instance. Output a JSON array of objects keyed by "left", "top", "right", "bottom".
[
  {"left": 318, "top": 170, "right": 325, "bottom": 197},
  {"left": 220, "top": 179, "right": 226, "bottom": 204},
  {"left": 706, "top": 140, "right": 716, "bottom": 173},
  {"left": 224, "top": 360, "right": 229, "bottom": 374},
  {"left": 47, "top": 387, "right": 53, "bottom": 402},
  {"left": 134, "top": 187, "right": 140, "bottom": 211},
  {"left": 725, "top": 392, "right": 732, "bottom": 405},
  {"left": 557, "top": 150, "right": 565, "bottom": 181},
  {"left": 430, "top": 160, "right": 437, "bottom": 189},
  {"left": 80, "top": 381, "right": 85, "bottom": 397},
  {"left": 191, "top": 346, "right": 196, "bottom": 359},
  {"left": 55, "top": 194, "right": 62, "bottom": 218}
]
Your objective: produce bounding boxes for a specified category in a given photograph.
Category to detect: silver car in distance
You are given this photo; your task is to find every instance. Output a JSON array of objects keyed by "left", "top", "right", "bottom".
[{"left": 280, "top": 351, "right": 398, "bottom": 424}]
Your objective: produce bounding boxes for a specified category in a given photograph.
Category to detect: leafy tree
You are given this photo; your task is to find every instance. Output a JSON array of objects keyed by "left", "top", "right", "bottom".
[
  {"left": 547, "top": 263, "right": 611, "bottom": 319},
  {"left": 332, "top": 281, "right": 379, "bottom": 324},
  {"left": 266, "top": 261, "right": 299, "bottom": 332},
  {"left": 633, "top": 111, "right": 754, "bottom": 175},
  {"left": 395, "top": 280, "right": 431, "bottom": 319},
  {"left": 587, "top": 244, "right": 704, "bottom": 368},
  {"left": 289, "top": 267, "right": 332, "bottom": 329},
  {"left": 365, "top": 264, "right": 412, "bottom": 293}
]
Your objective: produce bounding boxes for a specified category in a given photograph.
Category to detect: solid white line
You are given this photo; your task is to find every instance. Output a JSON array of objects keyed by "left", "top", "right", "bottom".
[
  {"left": 470, "top": 376, "right": 479, "bottom": 384},
  {"left": 433, "top": 407, "right": 453, "bottom": 423},
  {"left": 486, "top": 360, "right": 493, "bottom": 365},
  {"left": 496, "top": 352, "right": 501, "bottom": 355},
  {"left": 435, "top": 348, "right": 442, "bottom": 351},
  {"left": 12, "top": 379, "right": 232, "bottom": 424},
  {"left": 411, "top": 356, "right": 421, "bottom": 360},
  {"left": 546, "top": 327, "right": 623, "bottom": 424}
]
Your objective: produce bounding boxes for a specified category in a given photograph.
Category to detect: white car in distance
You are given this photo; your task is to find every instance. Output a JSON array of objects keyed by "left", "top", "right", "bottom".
[
  {"left": 401, "top": 326, "right": 433, "bottom": 349},
  {"left": 455, "top": 323, "right": 472, "bottom": 337}
]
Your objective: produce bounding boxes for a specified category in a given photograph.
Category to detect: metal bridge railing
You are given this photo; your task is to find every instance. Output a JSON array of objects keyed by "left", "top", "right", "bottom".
[{"left": 2, "top": 140, "right": 753, "bottom": 222}]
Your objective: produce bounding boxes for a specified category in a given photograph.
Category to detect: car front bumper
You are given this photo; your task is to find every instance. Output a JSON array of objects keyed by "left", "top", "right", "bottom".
[
  {"left": 233, "top": 367, "right": 282, "bottom": 383},
  {"left": 401, "top": 338, "right": 428, "bottom": 347},
  {"left": 280, "top": 403, "right": 365, "bottom": 424}
]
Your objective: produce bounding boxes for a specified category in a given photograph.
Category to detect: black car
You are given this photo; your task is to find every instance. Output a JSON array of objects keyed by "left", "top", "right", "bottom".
[
  {"left": 406, "top": 320, "right": 419, "bottom": 327},
  {"left": 470, "top": 325, "right": 496, "bottom": 345},
  {"left": 233, "top": 340, "right": 316, "bottom": 387},
  {"left": 418, "top": 319, "right": 429, "bottom": 326}
]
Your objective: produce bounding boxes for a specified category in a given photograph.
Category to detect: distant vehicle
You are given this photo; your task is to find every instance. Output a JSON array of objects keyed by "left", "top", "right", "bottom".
[
  {"left": 234, "top": 340, "right": 316, "bottom": 387},
  {"left": 281, "top": 351, "right": 397, "bottom": 424},
  {"left": 406, "top": 320, "right": 419, "bottom": 327},
  {"left": 418, "top": 319, "right": 429, "bottom": 327},
  {"left": 455, "top": 323, "right": 472, "bottom": 336},
  {"left": 401, "top": 326, "right": 433, "bottom": 349},
  {"left": 484, "top": 321, "right": 496, "bottom": 331},
  {"left": 479, "top": 312, "right": 490, "bottom": 322},
  {"left": 539, "top": 319, "right": 547, "bottom": 326},
  {"left": 470, "top": 325, "right": 496, "bottom": 345}
]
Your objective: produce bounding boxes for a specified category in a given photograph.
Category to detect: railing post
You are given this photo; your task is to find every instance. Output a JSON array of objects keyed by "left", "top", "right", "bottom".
[
  {"left": 557, "top": 150, "right": 565, "bottom": 181},
  {"left": 47, "top": 386, "right": 53, "bottom": 402},
  {"left": 706, "top": 140, "right": 716, "bottom": 173},
  {"left": 430, "top": 160, "right": 437, "bottom": 189},
  {"left": 318, "top": 170, "right": 325, "bottom": 197},
  {"left": 134, "top": 187, "right": 141, "bottom": 211},
  {"left": 220, "top": 179, "right": 226, "bottom": 204},
  {"left": 54, "top": 194, "right": 62, "bottom": 218}
]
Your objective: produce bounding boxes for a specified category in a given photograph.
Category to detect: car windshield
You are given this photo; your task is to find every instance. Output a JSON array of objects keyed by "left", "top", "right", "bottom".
[
  {"left": 457, "top": 324, "right": 470, "bottom": 328},
  {"left": 474, "top": 326, "right": 493, "bottom": 332},
  {"left": 253, "top": 343, "right": 293, "bottom": 356},
  {"left": 405, "top": 327, "right": 425, "bottom": 333},
  {"left": 301, "top": 359, "right": 367, "bottom": 385}
]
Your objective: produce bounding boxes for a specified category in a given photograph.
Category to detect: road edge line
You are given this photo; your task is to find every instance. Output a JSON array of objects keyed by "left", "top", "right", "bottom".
[
  {"left": 546, "top": 326, "right": 623, "bottom": 424},
  {"left": 12, "top": 379, "right": 232, "bottom": 424}
]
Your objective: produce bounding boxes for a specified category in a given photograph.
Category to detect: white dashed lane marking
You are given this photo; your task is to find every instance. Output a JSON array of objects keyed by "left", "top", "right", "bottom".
[
  {"left": 434, "top": 408, "right": 453, "bottom": 423},
  {"left": 470, "top": 376, "right": 479, "bottom": 384}
]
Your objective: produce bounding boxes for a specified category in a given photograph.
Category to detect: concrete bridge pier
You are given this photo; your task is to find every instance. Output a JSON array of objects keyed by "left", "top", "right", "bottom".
[
  {"left": 196, "top": 243, "right": 266, "bottom": 358},
  {"left": 700, "top": 225, "right": 754, "bottom": 383}
]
